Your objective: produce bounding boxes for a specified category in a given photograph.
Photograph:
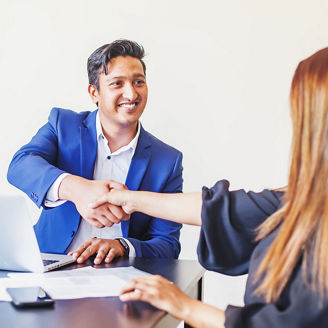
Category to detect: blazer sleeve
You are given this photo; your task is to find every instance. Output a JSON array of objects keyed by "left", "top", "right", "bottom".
[
  {"left": 197, "top": 180, "right": 282, "bottom": 275},
  {"left": 127, "top": 152, "right": 183, "bottom": 258},
  {"left": 7, "top": 108, "right": 66, "bottom": 207},
  {"left": 225, "top": 284, "right": 328, "bottom": 328}
]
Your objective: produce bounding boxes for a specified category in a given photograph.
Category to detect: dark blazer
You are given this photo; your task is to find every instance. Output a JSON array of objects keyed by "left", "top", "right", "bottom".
[{"left": 7, "top": 108, "right": 183, "bottom": 258}]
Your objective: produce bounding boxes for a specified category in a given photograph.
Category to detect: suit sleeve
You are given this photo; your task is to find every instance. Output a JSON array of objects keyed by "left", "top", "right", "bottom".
[
  {"left": 7, "top": 108, "right": 66, "bottom": 207},
  {"left": 197, "top": 180, "right": 282, "bottom": 275},
  {"left": 127, "top": 152, "right": 183, "bottom": 258}
]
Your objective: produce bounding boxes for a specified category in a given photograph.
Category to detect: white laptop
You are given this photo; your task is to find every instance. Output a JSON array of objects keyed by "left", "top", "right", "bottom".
[{"left": 0, "top": 195, "right": 75, "bottom": 273}]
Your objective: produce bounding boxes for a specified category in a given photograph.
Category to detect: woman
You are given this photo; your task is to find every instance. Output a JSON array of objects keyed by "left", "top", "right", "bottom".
[{"left": 90, "top": 48, "right": 328, "bottom": 327}]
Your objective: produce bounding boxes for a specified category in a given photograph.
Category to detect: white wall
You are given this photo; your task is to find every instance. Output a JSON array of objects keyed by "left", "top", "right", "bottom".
[{"left": 1, "top": 0, "right": 328, "bottom": 310}]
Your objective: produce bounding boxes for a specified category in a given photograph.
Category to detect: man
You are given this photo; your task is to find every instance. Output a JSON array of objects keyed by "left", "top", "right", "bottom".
[{"left": 7, "top": 39, "right": 183, "bottom": 264}]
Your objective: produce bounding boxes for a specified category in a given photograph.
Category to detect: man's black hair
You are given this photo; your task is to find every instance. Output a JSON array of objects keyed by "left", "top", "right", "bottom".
[{"left": 87, "top": 39, "right": 146, "bottom": 89}]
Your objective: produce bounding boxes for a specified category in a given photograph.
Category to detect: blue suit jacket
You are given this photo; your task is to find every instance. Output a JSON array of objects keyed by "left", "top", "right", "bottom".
[{"left": 7, "top": 108, "right": 183, "bottom": 258}]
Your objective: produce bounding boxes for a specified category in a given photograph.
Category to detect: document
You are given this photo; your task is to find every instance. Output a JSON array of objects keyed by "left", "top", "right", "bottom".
[{"left": 0, "top": 266, "right": 150, "bottom": 301}]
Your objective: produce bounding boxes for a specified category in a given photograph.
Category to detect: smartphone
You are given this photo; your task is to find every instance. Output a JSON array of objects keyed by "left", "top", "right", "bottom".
[{"left": 6, "top": 286, "right": 54, "bottom": 308}]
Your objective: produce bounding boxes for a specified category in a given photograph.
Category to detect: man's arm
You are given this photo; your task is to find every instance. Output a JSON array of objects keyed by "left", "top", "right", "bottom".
[
  {"left": 7, "top": 110, "right": 68, "bottom": 207},
  {"left": 7, "top": 108, "right": 128, "bottom": 227}
]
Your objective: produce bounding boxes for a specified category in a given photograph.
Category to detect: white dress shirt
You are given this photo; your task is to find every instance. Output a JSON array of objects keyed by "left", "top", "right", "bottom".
[{"left": 45, "top": 112, "right": 140, "bottom": 256}]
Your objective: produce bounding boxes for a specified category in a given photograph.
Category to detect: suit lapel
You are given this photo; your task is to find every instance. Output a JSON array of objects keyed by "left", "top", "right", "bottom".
[
  {"left": 79, "top": 110, "right": 98, "bottom": 179},
  {"left": 122, "top": 125, "right": 152, "bottom": 236},
  {"left": 79, "top": 115, "right": 151, "bottom": 238},
  {"left": 125, "top": 125, "right": 152, "bottom": 191}
]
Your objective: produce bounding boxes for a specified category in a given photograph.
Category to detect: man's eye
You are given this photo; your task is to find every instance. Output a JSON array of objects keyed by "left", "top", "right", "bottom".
[
  {"left": 135, "top": 80, "right": 145, "bottom": 86},
  {"left": 110, "top": 81, "right": 121, "bottom": 87}
]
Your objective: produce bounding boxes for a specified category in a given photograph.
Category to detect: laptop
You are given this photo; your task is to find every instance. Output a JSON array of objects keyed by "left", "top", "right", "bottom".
[{"left": 0, "top": 195, "right": 75, "bottom": 273}]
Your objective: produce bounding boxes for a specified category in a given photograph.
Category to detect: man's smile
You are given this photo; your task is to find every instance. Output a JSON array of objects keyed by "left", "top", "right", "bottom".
[{"left": 118, "top": 101, "right": 140, "bottom": 110}]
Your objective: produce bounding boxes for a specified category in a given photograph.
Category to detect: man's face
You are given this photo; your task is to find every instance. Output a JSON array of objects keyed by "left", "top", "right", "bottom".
[{"left": 89, "top": 55, "right": 148, "bottom": 129}]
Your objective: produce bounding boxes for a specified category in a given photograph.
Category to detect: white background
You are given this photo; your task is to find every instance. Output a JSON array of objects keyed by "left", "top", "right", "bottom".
[{"left": 1, "top": 0, "right": 328, "bottom": 311}]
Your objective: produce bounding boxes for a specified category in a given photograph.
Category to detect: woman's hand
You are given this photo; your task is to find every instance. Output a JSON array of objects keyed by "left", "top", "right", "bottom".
[
  {"left": 119, "top": 275, "right": 194, "bottom": 320},
  {"left": 119, "top": 275, "right": 226, "bottom": 328},
  {"left": 69, "top": 237, "right": 125, "bottom": 264},
  {"left": 89, "top": 181, "right": 136, "bottom": 215}
]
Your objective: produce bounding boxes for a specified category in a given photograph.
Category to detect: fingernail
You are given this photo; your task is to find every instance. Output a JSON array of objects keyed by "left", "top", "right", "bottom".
[{"left": 119, "top": 294, "right": 128, "bottom": 301}]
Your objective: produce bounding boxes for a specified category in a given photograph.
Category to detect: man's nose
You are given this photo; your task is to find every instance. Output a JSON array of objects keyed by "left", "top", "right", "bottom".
[{"left": 122, "top": 83, "right": 137, "bottom": 100}]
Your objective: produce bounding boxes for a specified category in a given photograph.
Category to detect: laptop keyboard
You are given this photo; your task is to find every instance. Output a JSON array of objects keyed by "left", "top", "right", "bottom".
[{"left": 43, "top": 259, "right": 59, "bottom": 266}]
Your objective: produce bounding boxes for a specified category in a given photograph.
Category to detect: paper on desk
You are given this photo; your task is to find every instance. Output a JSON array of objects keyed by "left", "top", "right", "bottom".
[{"left": 0, "top": 266, "right": 150, "bottom": 301}]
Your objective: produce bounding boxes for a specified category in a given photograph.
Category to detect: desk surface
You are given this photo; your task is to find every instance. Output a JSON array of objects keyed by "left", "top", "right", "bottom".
[{"left": 0, "top": 258, "right": 205, "bottom": 328}]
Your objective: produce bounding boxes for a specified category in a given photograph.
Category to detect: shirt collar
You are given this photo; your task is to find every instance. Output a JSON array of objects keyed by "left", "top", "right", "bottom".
[{"left": 96, "top": 111, "right": 140, "bottom": 156}]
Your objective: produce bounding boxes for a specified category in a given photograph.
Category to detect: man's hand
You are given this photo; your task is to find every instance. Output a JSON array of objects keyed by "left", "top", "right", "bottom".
[
  {"left": 59, "top": 175, "right": 129, "bottom": 228},
  {"left": 69, "top": 237, "right": 125, "bottom": 264}
]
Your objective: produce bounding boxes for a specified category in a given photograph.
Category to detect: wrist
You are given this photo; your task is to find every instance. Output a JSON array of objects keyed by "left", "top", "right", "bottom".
[
  {"left": 180, "top": 297, "right": 198, "bottom": 322},
  {"left": 124, "top": 190, "right": 137, "bottom": 214},
  {"left": 182, "top": 299, "right": 226, "bottom": 328},
  {"left": 58, "top": 175, "right": 86, "bottom": 202},
  {"left": 115, "top": 238, "right": 130, "bottom": 257}
]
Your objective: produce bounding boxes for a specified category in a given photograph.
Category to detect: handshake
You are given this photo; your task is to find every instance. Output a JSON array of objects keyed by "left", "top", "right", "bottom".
[
  {"left": 87, "top": 181, "right": 133, "bottom": 227},
  {"left": 59, "top": 175, "right": 135, "bottom": 229}
]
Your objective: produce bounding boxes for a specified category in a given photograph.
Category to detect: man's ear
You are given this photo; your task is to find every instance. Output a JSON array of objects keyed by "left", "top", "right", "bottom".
[{"left": 88, "top": 84, "right": 99, "bottom": 104}]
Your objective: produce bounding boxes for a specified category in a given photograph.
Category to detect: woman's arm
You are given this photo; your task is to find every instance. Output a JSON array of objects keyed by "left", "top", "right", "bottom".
[
  {"left": 91, "top": 182, "right": 202, "bottom": 226},
  {"left": 119, "top": 275, "right": 225, "bottom": 328}
]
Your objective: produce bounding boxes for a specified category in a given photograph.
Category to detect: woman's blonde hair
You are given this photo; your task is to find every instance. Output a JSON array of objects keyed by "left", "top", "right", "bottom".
[{"left": 255, "top": 48, "right": 328, "bottom": 303}]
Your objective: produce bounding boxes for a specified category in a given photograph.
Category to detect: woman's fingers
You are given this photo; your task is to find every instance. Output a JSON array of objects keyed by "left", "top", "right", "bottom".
[
  {"left": 108, "top": 180, "right": 127, "bottom": 190},
  {"left": 119, "top": 282, "right": 157, "bottom": 303},
  {"left": 119, "top": 275, "right": 190, "bottom": 321},
  {"left": 119, "top": 289, "right": 142, "bottom": 302},
  {"left": 120, "top": 280, "right": 138, "bottom": 294},
  {"left": 120, "top": 275, "right": 165, "bottom": 293},
  {"left": 120, "top": 276, "right": 170, "bottom": 301}
]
